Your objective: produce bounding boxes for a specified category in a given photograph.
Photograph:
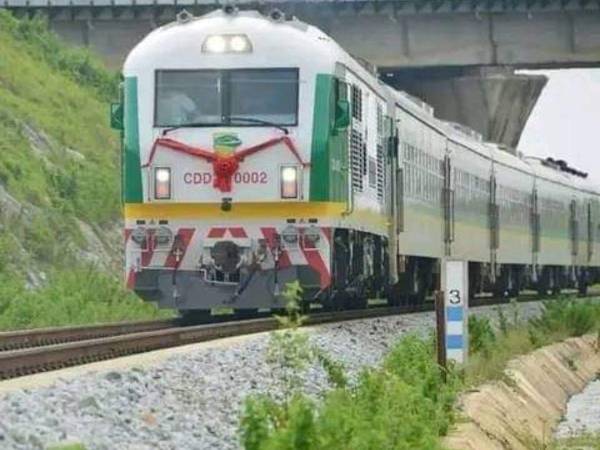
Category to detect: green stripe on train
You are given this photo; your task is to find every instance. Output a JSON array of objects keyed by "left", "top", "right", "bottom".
[
  {"left": 406, "top": 201, "right": 575, "bottom": 244},
  {"left": 123, "top": 77, "right": 143, "bottom": 203},
  {"left": 309, "top": 74, "right": 347, "bottom": 202}
]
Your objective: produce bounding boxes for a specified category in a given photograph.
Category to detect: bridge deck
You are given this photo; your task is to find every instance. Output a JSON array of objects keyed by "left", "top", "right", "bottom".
[{"left": 2, "top": 0, "right": 599, "bottom": 12}]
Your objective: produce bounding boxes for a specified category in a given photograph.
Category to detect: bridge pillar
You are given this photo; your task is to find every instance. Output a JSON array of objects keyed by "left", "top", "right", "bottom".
[{"left": 384, "top": 67, "right": 547, "bottom": 148}]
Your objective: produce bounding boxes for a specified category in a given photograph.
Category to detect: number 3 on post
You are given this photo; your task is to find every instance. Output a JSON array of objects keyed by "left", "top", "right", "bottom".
[{"left": 442, "top": 259, "right": 469, "bottom": 364}]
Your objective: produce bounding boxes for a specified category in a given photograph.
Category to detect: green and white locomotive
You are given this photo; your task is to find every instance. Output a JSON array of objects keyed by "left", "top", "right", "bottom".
[{"left": 113, "top": 8, "right": 600, "bottom": 317}]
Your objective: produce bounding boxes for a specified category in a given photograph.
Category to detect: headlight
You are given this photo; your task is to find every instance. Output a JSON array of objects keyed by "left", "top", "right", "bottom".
[
  {"left": 204, "top": 35, "right": 227, "bottom": 53},
  {"left": 280, "top": 166, "right": 298, "bottom": 199},
  {"left": 229, "top": 35, "right": 249, "bottom": 52},
  {"left": 155, "top": 226, "right": 173, "bottom": 246},
  {"left": 202, "top": 34, "right": 253, "bottom": 53},
  {"left": 131, "top": 227, "right": 146, "bottom": 245},
  {"left": 154, "top": 167, "right": 171, "bottom": 200},
  {"left": 303, "top": 225, "right": 320, "bottom": 245},
  {"left": 281, "top": 225, "right": 299, "bottom": 245}
]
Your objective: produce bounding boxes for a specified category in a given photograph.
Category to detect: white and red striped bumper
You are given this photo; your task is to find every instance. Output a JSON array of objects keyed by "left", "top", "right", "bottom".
[{"left": 124, "top": 223, "right": 333, "bottom": 309}]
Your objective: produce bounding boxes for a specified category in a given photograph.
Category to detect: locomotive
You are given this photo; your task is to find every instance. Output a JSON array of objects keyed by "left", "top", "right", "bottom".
[{"left": 112, "top": 8, "right": 600, "bottom": 318}]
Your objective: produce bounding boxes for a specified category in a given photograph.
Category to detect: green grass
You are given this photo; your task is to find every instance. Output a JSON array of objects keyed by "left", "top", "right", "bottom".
[
  {"left": 240, "top": 286, "right": 460, "bottom": 450},
  {"left": 47, "top": 443, "right": 87, "bottom": 450},
  {"left": 0, "top": 267, "right": 171, "bottom": 331},
  {"left": 241, "top": 334, "right": 459, "bottom": 450},
  {"left": 463, "top": 299, "right": 600, "bottom": 449},
  {"left": 0, "top": 10, "right": 120, "bottom": 226},
  {"left": 0, "top": 10, "right": 120, "bottom": 278},
  {"left": 466, "top": 327, "right": 535, "bottom": 385},
  {"left": 239, "top": 296, "right": 600, "bottom": 450},
  {"left": 550, "top": 434, "right": 600, "bottom": 449},
  {"left": 466, "top": 298, "right": 600, "bottom": 385},
  {"left": 0, "top": 12, "right": 169, "bottom": 329}
]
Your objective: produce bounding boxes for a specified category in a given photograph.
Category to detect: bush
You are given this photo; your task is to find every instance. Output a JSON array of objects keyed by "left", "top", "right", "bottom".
[
  {"left": 0, "top": 266, "right": 169, "bottom": 330},
  {"left": 469, "top": 315, "right": 496, "bottom": 355},
  {"left": 240, "top": 334, "right": 458, "bottom": 450},
  {"left": 531, "top": 298, "right": 600, "bottom": 338},
  {"left": 465, "top": 298, "right": 600, "bottom": 385},
  {"left": 241, "top": 297, "right": 600, "bottom": 450}
]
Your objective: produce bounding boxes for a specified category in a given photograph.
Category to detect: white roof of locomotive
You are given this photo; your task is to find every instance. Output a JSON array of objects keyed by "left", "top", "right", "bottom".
[{"left": 124, "top": 9, "right": 348, "bottom": 75}]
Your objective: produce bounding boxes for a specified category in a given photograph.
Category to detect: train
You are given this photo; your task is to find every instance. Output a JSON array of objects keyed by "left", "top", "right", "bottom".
[{"left": 111, "top": 7, "right": 600, "bottom": 319}]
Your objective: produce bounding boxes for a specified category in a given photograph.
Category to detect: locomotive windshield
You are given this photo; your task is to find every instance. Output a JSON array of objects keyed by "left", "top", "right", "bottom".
[{"left": 155, "top": 68, "right": 298, "bottom": 127}]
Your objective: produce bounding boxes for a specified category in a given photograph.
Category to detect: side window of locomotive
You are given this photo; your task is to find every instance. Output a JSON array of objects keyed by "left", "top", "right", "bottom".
[
  {"left": 155, "top": 70, "right": 221, "bottom": 126},
  {"left": 336, "top": 79, "right": 348, "bottom": 101},
  {"left": 375, "top": 104, "right": 385, "bottom": 202},
  {"left": 351, "top": 85, "right": 362, "bottom": 122},
  {"left": 229, "top": 69, "right": 298, "bottom": 125}
]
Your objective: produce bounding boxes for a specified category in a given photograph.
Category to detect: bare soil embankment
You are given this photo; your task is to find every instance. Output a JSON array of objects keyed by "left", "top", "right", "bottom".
[{"left": 445, "top": 335, "right": 600, "bottom": 450}]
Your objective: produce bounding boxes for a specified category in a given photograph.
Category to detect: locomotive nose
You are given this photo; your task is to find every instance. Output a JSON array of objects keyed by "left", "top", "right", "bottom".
[{"left": 210, "top": 240, "right": 241, "bottom": 273}]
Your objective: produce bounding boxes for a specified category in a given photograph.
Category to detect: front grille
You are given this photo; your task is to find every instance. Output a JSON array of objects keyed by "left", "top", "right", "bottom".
[{"left": 213, "top": 269, "right": 241, "bottom": 283}]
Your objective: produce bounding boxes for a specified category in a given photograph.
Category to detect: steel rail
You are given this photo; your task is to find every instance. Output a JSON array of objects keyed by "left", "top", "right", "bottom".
[
  {"left": 0, "top": 312, "right": 274, "bottom": 352},
  {"left": 0, "top": 305, "right": 430, "bottom": 380},
  {"left": 0, "top": 289, "right": 591, "bottom": 352},
  {"left": 0, "top": 291, "right": 596, "bottom": 380},
  {"left": 0, "top": 319, "right": 178, "bottom": 351}
]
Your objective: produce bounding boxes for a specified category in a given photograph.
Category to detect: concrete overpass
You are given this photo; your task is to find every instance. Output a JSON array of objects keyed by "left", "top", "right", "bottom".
[{"left": 4, "top": 0, "right": 600, "bottom": 147}]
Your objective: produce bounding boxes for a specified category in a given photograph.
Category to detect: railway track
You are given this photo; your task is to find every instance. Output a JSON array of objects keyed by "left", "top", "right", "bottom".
[
  {"left": 0, "top": 318, "right": 178, "bottom": 351},
  {"left": 0, "top": 311, "right": 274, "bottom": 352},
  {"left": 0, "top": 305, "right": 431, "bottom": 380},
  {"left": 0, "top": 291, "right": 595, "bottom": 381}
]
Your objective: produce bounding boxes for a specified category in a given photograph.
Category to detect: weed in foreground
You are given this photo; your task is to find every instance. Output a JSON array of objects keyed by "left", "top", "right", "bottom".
[
  {"left": 496, "top": 305, "right": 509, "bottom": 337},
  {"left": 242, "top": 296, "right": 600, "bottom": 449},
  {"left": 267, "top": 282, "right": 313, "bottom": 398},
  {"left": 468, "top": 315, "right": 496, "bottom": 356},
  {"left": 241, "top": 284, "right": 458, "bottom": 450},
  {"left": 242, "top": 335, "right": 458, "bottom": 450}
]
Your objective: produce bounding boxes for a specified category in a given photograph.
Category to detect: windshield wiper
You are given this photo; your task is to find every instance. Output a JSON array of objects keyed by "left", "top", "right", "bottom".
[
  {"left": 161, "top": 117, "right": 290, "bottom": 136},
  {"left": 161, "top": 122, "right": 214, "bottom": 136},
  {"left": 228, "top": 116, "right": 289, "bottom": 135}
]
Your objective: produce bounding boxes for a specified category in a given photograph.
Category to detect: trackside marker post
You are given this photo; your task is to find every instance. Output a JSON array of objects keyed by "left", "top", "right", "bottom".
[
  {"left": 441, "top": 259, "right": 469, "bottom": 365},
  {"left": 435, "top": 291, "right": 447, "bottom": 380}
]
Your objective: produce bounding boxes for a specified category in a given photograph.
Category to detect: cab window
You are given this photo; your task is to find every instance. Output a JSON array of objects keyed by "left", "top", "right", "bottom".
[{"left": 154, "top": 68, "right": 299, "bottom": 127}]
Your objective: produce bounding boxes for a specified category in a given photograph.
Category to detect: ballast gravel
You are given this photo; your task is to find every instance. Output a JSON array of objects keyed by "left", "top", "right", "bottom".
[{"left": 0, "top": 301, "right": 544, "bottom": 450}]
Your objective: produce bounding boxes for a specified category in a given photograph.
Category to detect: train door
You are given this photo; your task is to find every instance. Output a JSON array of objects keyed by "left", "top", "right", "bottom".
[
  {"left": 587, "top": 201, "right": 593, "bottom": 264},
  {"left": 489, "top": 170, "right": 499, "bottom": 281},
  {"left": 384, "top": 115, "right": 400, "bottom": 285},
  {"left": 592, "top": 199, "right": 600, "bottom": 268},
  {"left": 531, "top": 186, "right": 541, "bottom": 278},
  {"left": 443, "top": 146, "right": 454, "bottom": 257},
  {"left": 569, "top": 198, "right": 579, "bottom": 272}
]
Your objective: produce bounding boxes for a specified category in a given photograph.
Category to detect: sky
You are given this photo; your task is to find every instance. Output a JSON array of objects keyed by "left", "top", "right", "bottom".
[{"left": 518, "top": 69, "right": 600, "bottom": 184}]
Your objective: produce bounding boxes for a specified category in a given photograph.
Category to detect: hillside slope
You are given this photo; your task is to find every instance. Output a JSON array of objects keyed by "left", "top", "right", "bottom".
[{"left": 0, "top": 12, "right": 166, "bottom": 328}]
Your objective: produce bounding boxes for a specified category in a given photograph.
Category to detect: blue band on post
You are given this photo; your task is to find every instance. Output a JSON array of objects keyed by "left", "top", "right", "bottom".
[
  {"left": 447, "top": 335, "right": 464, "bottom": 349},
  {"left": 446, "top": 306, "right": 463, "bottom": 321}
]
